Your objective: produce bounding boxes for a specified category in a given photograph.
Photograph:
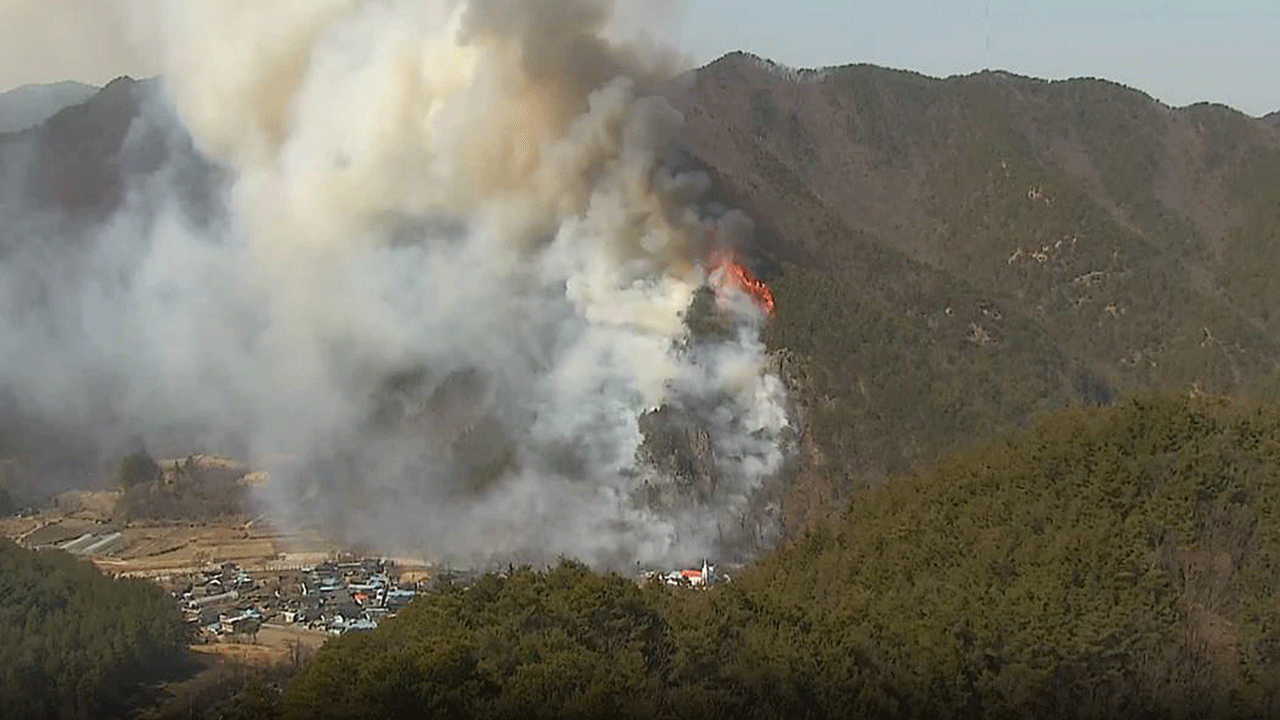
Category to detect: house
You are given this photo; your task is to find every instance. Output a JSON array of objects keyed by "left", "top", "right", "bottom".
[
  {"left": 327, "top": 617, "right": 378, "bottom": 636},
  {"left": 220, "top": 613, "right": 261, "bottom": 636},
  {"left": 326, "top": 597, "right": 362, "bottom": 621},
  {"left": 197, "top": 607, "right": 222, "bottom": 628},
  {"left": 291, "top": 596, "right": 321, "bottom": 623},
  {"left": 663, "top": 560, "right": 717, "bottom": 588},
  {"left": 348, "top": 577, "right": 385, "bottom": 593},
  {"left": 385, "top": 589, "right": 416, "bottom": 611},
  {"left": 188, "top": 590, "right": 239, "bottom": 609},
  {"left": 221, "top": 614, "right": 258, "bottom": 630}
]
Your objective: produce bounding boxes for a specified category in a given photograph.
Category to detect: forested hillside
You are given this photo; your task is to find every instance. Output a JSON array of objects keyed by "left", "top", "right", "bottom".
[
  {"left": 672, "top": 54, "right": 1280, "bottom": 529},
  {"left": 223, "top": 396, "right": 1280, "bottom": 719},
  {"left": 0, "top": 540, "right": 187, "bottom": 720}
]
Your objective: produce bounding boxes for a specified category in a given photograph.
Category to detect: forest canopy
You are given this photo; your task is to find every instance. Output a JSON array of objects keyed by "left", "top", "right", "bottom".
[
  {"left": 231, "top": 395, "right": 1280, "bottom": 720},
  {"left": 0, "top": 540, "right": 187, "bottom": 720}
]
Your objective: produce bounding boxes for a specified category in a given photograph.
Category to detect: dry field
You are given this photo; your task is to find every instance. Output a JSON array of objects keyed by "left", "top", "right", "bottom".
[
  {"left": 256, "top": 623, "right": 330, "bottom": 650},
  {"left": 1, "top": 505, "right": 347, "bottom": 577}
]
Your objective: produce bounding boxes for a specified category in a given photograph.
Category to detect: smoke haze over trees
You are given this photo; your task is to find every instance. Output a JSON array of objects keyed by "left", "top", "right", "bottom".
[{"left": 0, "top": 0, "right": 793, "bottom": 569}]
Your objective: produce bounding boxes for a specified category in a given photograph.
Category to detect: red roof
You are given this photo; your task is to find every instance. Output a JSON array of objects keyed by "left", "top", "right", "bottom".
[{"left": 680, "top": 570, "right": 702, "bottom": 578}]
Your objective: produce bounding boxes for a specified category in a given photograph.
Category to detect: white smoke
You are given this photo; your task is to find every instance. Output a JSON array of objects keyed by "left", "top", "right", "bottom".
[{"left": 0, "top": 0, "right": 791, "bottom": 568}]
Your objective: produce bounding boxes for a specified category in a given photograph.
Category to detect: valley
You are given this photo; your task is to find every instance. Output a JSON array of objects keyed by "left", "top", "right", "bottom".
[{"left": 1, "top": 1, "right": 1278, "bottom": 717}]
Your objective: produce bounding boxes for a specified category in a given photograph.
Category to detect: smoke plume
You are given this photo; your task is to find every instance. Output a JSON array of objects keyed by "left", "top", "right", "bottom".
[{"left": 0, "top": 0, "right": 791, "bottom": 568}]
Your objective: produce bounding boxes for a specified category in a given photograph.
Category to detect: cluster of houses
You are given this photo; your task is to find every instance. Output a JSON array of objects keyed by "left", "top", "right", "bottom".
[
  {"left": 284, "top": 559, "right": 421, "bottom": 635},
  {"left": 175, "top": 557, "right": 428, "bottom": 640},
  {"left": 179, "top": 563, "right": 269, "bottom": 637},
  {"left": 172, "top": 556, "right": 729, "bottom": 644}
]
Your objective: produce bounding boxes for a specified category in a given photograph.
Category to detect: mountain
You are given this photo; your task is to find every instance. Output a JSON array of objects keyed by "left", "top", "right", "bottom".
[
  {"left": 0, "top": 80, "right": 96, "bottom": 133},
  {"left": 0, "top": 75, "right": 222, "bottom": 225},
  {"left": 670, "top": 53, "right": 1280, "bottom": 529},
  {"left": 0, "top": 76, "right": 222, "bottom": 503},
  {"left": 1266, "top": 110, "right": 1280, "bottom": 128},
  {"left": 4, "top": 60, "right": 1280, "bottom": 540}
]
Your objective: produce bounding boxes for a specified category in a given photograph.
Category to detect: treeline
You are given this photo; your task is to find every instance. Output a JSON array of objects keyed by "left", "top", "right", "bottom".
[
  {"left": 220, "top": 395, "right": 1280, "bottom": 719},
  {"left": 1, "top": 458, "right": 28, "bottom": 515},
  {"left": 115, "top": 452, "right": 247, "bottom": 521},
  {"left": 0, "top": 540, "right": 187, "bottom": 720},
  {"left": 0, "top": 483, "right": 14, "bottom": 515}
]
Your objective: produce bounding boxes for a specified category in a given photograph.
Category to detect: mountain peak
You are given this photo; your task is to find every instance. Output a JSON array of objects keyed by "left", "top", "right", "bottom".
[{"left": 0, "top": 75, "right": 205, "bottom": 217}]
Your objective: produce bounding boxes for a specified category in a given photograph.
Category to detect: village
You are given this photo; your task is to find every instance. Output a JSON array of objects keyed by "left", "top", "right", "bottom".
[
  {"left": 169, "top": 556, "right": 731, "bottom": 644},
  {"left": 163, "top": 556, "right": 439, "bottom": 642},
  {"left": 2, "top": 504, "right": 731, "bottom": 649},
  {"left": 1, "top": 479, "right": 733, "bottom": 657}
]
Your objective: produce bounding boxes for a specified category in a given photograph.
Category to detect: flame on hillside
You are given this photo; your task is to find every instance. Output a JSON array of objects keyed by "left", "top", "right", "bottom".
[{"left": 708, "top": 251, "right": 775, "bottom": 317}]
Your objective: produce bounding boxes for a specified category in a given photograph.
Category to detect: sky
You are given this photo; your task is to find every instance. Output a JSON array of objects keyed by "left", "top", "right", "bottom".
[{"left": 0, "top": 0, "right": 1275, "bottom": 117}]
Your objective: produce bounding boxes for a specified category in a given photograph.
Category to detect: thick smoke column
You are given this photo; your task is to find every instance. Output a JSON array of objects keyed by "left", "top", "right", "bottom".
[{"left": 0, "top": 0, "right": 791, "bottom": 567}]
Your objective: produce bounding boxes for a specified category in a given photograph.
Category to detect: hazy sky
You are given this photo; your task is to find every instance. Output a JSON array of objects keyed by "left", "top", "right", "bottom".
[
  {"left": 0, "top": 0, "right": 1275, "bottom": 117},
  {"left": 680, "top": 0, "right": 1278, "bottom": 116}
]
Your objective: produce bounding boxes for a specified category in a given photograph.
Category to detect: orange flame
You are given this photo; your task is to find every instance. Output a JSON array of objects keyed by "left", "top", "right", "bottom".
[{"left": 709, "top": 251, "right": 775, "bottom": 317}]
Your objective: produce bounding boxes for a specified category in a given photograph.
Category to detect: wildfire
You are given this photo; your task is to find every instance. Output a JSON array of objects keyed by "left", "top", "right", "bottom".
[{"left": 708, "top": 251, "right": 775, "bottom": 317}]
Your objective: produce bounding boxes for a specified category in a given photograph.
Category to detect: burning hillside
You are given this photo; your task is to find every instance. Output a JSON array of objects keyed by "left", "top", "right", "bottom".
[
  {"left": 0, "top": 0, "right": 792, "bottom": 569},
  {"left": 708, "top": 251, "right": 775, "bottom": 317}
]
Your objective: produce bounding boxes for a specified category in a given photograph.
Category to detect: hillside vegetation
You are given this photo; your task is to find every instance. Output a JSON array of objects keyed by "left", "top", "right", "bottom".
[
  {"left": 0, "top": 540, "right": 187, "bottom": 720},
  {"left": 672, "top": 54, "right": 1280, "bottom": 529},
  {"left": 115, "top": 452, "right": 250, "bottom": 522},
  {"left": 225, "top": 396, "right": 1280, "bottom": 719}
]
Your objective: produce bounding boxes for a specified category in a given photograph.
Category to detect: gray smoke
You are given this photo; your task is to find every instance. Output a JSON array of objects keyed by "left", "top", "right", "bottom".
[{"left": 0, "top": 0, "right": 791, "bottom": 568}]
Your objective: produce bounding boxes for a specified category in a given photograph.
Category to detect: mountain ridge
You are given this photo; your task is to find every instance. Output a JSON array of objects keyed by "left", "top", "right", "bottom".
[
  {"left": 0, "top": 80, "right": 97, "bottom": 134},
  {"left": 671, "top": 51, "right": 1280, "bottom": 529},
  {"left": 701, "top": 51, "right": 1280, "bottom": 120}
]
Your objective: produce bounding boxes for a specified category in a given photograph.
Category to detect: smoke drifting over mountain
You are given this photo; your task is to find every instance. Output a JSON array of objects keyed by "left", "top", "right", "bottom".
[
  {"left": 0, "top": 0, "right": 149, "bottom": 91},
  {"left": 0, "top": 0, "right": 791, "bottom": 567}
]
